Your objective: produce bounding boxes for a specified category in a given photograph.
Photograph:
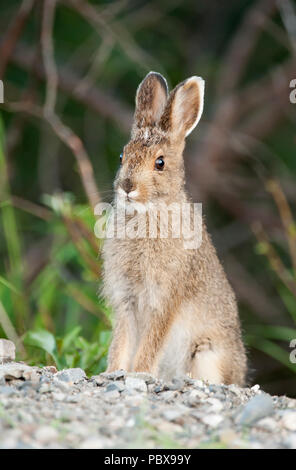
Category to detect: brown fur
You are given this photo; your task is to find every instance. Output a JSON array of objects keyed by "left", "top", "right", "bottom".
[{"left": 102, "top": 72, "right": 247, "bottom": 385}]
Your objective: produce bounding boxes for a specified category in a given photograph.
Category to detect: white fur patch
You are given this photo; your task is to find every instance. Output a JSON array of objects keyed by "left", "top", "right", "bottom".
[
  {"left": 192, "top": 349, "right": 223, "bottom": 384},
  {"left": 128, "top": 189, "right": 139, "bottom": 199},
  {"left": 185, "top": 76, "right": 205, "bottom": 137}
]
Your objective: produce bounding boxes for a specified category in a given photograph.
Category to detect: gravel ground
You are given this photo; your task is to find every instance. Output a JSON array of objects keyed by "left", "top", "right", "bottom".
[{"left": 0, "top": 362, "right": 296, "bottom": 449}]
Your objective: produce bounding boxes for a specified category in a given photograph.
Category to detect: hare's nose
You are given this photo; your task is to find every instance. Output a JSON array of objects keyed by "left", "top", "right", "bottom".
[{"left": 121, "top": 178, "right": 133, "bottom": 194}]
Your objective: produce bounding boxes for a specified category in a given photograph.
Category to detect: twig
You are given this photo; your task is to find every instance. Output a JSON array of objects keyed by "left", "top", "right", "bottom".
[
  {"left": 224, "top": 254, "right": 284, "bottom": 323},
  {"left": 9, "top": 43, "right": 133, "bottom": 133},
  {"left": 7, "top": 101, "right": 101, "bottom": 208},
  {"left": 0, "top": 0, "right": 35, "bottom": 77},
  {"left": 266, "top": 180, "right": 296, "bottom": 273},
  {"left": 277, "top": 0, "right": 296, "bottom": 54},
  {"left": 11, "top": 195, "right": 52, "bottom": 221},
  {"left": 252, "top": 222, "right": 296, "bottom": 298},
  {"left": 217, "top": 0, "right": 277, "bottom": 96},
  {"left": 41, "top": 0, "right": 58, "bottom": 115},
  {"left": 61, "top": 0, "right": 162, "bottom": 74},
  {"left": 63, "top": 215, "right": 100, "bottom": 278}
]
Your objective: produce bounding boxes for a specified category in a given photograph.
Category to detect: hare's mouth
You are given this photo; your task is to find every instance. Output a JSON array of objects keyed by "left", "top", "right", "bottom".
[{"left": 116, "top": 187, "right": 147, "bottom": 213}]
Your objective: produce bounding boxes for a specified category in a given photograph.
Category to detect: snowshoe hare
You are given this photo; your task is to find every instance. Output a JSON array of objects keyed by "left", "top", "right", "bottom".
[{"left": 102, "top": 72, "right": 247, "bottom": 385}]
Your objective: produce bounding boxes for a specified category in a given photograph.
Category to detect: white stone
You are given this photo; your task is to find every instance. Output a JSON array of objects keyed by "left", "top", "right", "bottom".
[
  {"left": 125, "top": 377, "right": 147, "bottom": 392},
  {"left": 34, "top": 426, "right": 58, "bottom": 444},
  {"left": 80, "top": 437, "right": 105, "bottom": 449},
  {"left": 0, "top": 339, "right": 15, "bottom": 361},
  {"left": 206, "top": 397, "right": 224, "bottom": 412},
  {"left": 202, "top": 414, "right": 223, "bottom": 428},
  {"left": 281, "top": 412, "right": 296, "bottom": 431}
]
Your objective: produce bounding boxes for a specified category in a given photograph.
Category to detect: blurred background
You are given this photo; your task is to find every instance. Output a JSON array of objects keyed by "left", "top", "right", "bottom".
[{"left": 0, "top": 0, "right": 296, "bottom": 396}]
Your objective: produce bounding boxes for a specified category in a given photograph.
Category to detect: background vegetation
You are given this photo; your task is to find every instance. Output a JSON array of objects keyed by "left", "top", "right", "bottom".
[{"left": 0, "top": 0, "right": 296, "bottom": 396}]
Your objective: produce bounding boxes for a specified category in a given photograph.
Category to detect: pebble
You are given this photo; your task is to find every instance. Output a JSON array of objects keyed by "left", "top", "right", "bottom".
[
  {"left": 55, "top": 368, "right": 86, "bottom": 384},
  {"left": 126, "top": 372, "right": 155, "bottom": 384},
  {"left": 281, "top": 412, "right": 296, "bottom": 431},
  {"left": 106, "top": 381, "right": 125, "bottom": 393},
  {"left": 91, "top": 375, "right": 107, "bottom": 386},
  {"left": 256, "top": 417, "right": 277, "bottom": 431},
  {"left": 0, "top": 385, "right": 18, "bottom": 396},
  {"left": 34, "top": 426, "right": 59, "bottom": 444},
  {"left": 0, "top": 339, "right": 15, "bottom": 362},
  {"left": 162, "top": 408, "right": 184, "bottom": 422},
  {"left": 201, "top": 414, "right": 223, "bottom": 428},
  {"left": 101, "top": 370, "right": 125, "bottom": 380},
  {"left": 79, "top": 437, "right": 105, "bottom": 449},
  {"left": 0, "top": 363, "right": 32, "bottom": 380},
  {"left": 52, "top": 392, "right": 66, "bottom": 402},
  {"left": 206, "top": 397, "right": 224, "bottom": 413},
  {"left": 104, "top": 389, "right": 120, "bottom": 399},
  {"left": 159, "top": 390, "right": 177, "bottom": 401},
  {"left": 284, "top": 433, "right": 296, "bottom": 449},
  {"left": 238, "top": 393, "right": 274, "bottom": 426},
  {"left": 166, "top": 378, "right": 185, "bottom": 390},
  {"left": 0, "top": 360, "right": 295, "bottom": 449},
  {"left": 125, "top": 377, "right": 147, "bottom": 393}
]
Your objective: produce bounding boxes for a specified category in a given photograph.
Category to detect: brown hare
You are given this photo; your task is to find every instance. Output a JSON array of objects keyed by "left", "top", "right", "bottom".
[{"left": 102, "top": 72, "right": 247, "bottom": 385}]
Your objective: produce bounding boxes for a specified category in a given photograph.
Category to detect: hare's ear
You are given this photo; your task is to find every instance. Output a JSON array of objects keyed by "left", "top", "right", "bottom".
[
  {"left": 132, "top": 72, "right": 168, "bottom": 132},
  {"left": 160, "top": 76, "right": 204, "bottom": 139}
]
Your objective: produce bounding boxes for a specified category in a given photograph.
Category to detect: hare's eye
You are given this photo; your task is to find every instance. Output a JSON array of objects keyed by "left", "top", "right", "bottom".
[
  {"left": 120, "top": 153, "right": 123, "bottom": 164},
  {"left": 155, "top": 157, "right": 164, "bottom": 171}
]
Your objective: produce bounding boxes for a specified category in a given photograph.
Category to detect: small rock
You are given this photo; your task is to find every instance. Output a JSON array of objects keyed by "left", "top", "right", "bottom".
[
  {"left": 228, "top": 384, "right": 241, "bottom": 396},
  {"left": 0, "top": 385, "right": 18, "bottom": 396},
  {"left": 281, "top": 412, "right": 296, "bottom": 431},
  {"left": 159, "top": 390, "right": 177, "bottom": 401},
  {"left": 0, "top": 339, "right": 15, "bottom": 362},
  {"left": 238, "top": 393, "right": 274, "bottom": 426},
  {"left": 79, "top": 437, "right": 105, "bottom": 449},
  {"left": 125, "top": 377, "right": 147, "bottom": 392},
  {"left": 251, "top": 384, "right": 260, "bottom": 392},
  {"left": 206, "top": 398, "right": 224, "bottom": 413},
  {"left": 166, "top": 378, "right": 185, "bottom": 390},
  {"left": 284, "top": 433, "right": 296, "bottom": 449},
  {"left": 106, "top": 381, "right": 125, "bottom": 393},
  {"left": 0, "top": 362, "right": 36, "bottom": 381},
  {"left": 38, "top": 383, "right": 52, "bottom": 394},
  {"left": 101, "top": 370, "right": 125, "bottom": 380},
  {"left": 104, "top": 389, "right": 120, "bottom": 399},
  {"left": 34, "top": 426, "right": 58, "bottom": 444},
  {"left": 65, "top": 394, "right": 81, "bottom": 403},
  {"left": 162, "top": 408, "right": 184, "bottom": 422},
  {"left": 91, "top": 375, "right": 107, "bottom": 386},
  {"left": 202, "top": 414, "right": 223, "bottom": 428},
  {"left": 43, "top": 366, "right": 57, "bottom": 374},
  {"left": 126, "top": 372, "right": 155, "bottom": 384},
  {"left": 23, "top": 370, "right": 40, "bottom": 384},
  {"left": 256, "top": 417, "right": 277, "bottom": 431},
  {"left": 52, "top": 392, "right": 66, "bottom": 401},
  {"left": 52, "top": 378, "right": 71, "bottom": 392},
  {"left": 185, "top": 388, "right": 207, "bottom": 405},
  {"left": 55, "top": 368, "right": 86, "bottom": 384},
  {"left": 194, "top": 379, "right": 205, "bottom": 389}
]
